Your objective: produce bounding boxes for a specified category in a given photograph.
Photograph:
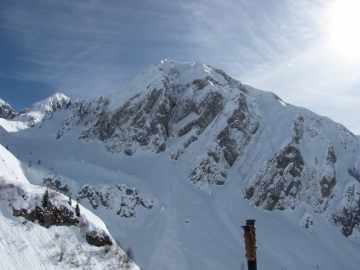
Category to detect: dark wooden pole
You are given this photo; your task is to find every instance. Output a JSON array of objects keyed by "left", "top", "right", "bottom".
[{"left": 242, "top": 219, "right": 257, "bottom": 270}]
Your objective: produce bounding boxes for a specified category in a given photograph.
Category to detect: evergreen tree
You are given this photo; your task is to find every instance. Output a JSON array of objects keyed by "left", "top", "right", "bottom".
[
  {"left": 42, "top": 189, "right": 49, "bottom": 208},
  {"left": 28, "top": 160, "right": 32, "bottom": 167},
  {"left": 37, "top": 159, "right": 41, "bottom": 165},
  {"left": 75, "top": 201, "right": 80, "bottom": 217},
  {"left": 68, "top": 193, "right": 72, "bottom": 206}
]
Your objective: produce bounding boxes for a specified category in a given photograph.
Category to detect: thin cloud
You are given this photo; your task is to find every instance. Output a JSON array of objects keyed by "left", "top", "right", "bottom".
[
  {"left": 1, "top": 0, "right": 358, "bottom": 134},
  {"left": 243, "top": 43, "right": 360, "bottom": 134}
]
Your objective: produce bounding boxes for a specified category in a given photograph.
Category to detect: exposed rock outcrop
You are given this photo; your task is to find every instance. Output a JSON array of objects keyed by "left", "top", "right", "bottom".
[
  {"left": 13, "top": 201, "right": 79, "bottom": 228},
  {"left": 330, "top": 184, "right": 360, "bottom": 237},
  {"left": 85, "top": 231, "right": 112, "bottom": 247},
  {"left": 78, "top": 184, "right": 153, "bottom": 218},
  {"left": 0, "top": 99, "right": 16, "bottom": 119},
  {"left": 245, "top": 115, "right": 338, "bottom": 213},
  {"left": 245, "top": 143, "right": 305, "bottom": 210}
]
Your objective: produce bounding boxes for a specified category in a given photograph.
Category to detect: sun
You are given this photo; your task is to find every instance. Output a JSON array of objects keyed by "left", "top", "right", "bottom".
[{"left": 327, "top": 0, "right": 360, "bottom": 63}]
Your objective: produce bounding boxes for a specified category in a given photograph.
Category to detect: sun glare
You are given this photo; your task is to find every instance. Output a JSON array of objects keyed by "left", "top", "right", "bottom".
[{"left": 327, "top": 0, "right": 360, "bottom": 63}]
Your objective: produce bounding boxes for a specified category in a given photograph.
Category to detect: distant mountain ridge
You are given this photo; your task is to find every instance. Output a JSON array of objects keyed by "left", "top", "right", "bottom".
[
  {"left": 15, "top": 92, "right": 71, "bottom": 127},
  {"left": 0, "top": 60, "right": 360, "bottom": 269},
  {"left": 0, "top": 93, "right": 71, "bottom": 127}
]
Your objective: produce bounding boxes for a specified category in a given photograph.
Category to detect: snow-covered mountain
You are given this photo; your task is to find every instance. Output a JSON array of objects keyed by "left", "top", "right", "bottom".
[
  {"left": 14, "top": 93, "right": 71, "bottom": 128},
  {"left": 1, "top": 59, "right": 360, "bottom": 269}
]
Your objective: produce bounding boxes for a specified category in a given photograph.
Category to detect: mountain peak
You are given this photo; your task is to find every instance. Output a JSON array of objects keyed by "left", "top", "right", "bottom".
[
  {"left": 14, "top": 92, "right": 71, "bottom": 127},
  {"left": 30, "top": 92, "right": 71, "bottom": 111},
  {"left": 151, "top": 59, "right": 240, "bottom": 86},
  {"left": 106, "top": 60, "right": 242, "bottom": 112}
]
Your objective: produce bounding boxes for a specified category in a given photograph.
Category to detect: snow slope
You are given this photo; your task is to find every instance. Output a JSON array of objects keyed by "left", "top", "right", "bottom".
[
  {"left": 0, "top": 144, "right": 140, "bottom": 270},
  {"left": 1, "top": 60, "right": 360, "bottom": 269}
]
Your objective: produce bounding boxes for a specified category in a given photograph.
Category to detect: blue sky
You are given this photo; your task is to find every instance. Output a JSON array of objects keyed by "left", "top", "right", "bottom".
[{"left": 0, "top": 0, "right": 359, "bottom": 134}]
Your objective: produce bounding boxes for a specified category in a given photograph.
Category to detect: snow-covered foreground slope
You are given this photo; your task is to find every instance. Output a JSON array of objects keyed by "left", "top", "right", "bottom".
[
  {"left": 1, "top": 60, "right": 360, "bottom": 269},
  {"left": 0, "top": 144, "right": 139, "bottom": 270}
]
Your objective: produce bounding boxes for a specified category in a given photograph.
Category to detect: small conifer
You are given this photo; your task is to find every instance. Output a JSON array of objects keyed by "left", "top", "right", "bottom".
[
  {"left": 42, "top": 189, "right": 49, "bottom": 208},
  {"left": 75, "top": 201, "right": 80, "bottom": 217}
]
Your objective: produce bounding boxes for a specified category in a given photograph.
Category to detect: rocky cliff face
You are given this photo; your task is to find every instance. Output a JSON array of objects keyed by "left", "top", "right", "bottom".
[
  {"left": 57, "top": 61, "right": 260, "bottom": 189},
  {"left": 330, "top": 183, "right": 360, "bottom": 237},
  {"left": 78, "top": 184, "right": 153, "bottom": 218},
  {"left": 244, "top": 115, "right": 338, "bottom": 213},
  {"left": 0, "top": 98, "right": 16, "bottom": 119}
]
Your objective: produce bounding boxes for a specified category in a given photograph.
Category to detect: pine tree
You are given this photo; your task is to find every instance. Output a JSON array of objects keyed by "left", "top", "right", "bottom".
[
  {"left": 28, "top": 160, "right": 32, "bottom": 167},
  {"left": 68, "top": 193, "right": 72, "bottom": 206},
  {"left": 75, "top": 201, "right": 80, "bottom": 217},
  {"left": 42, "top": 189, "right": 49, "bottom": 208},
  {"left": 37, "top": 159, "right": 41, "bottom": 165}
]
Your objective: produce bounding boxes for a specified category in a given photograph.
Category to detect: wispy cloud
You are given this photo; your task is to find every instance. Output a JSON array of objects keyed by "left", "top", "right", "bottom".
[
  {"left": 0, "top": 0, "right": 195, "bottom": 98},
  {"left": 0, "top": 0, "right": 326, "bottom": 97},
  {"left": 1, "top": 0, "right": 359, "bottom": 134},
  {"left": 243, "top": 42, "right": 360, "bottom": 134}
]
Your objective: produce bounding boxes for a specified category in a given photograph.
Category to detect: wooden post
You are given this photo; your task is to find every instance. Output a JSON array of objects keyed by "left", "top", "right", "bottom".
[{"left": 242, "top": 219, "right": 257, "bottom": 270}]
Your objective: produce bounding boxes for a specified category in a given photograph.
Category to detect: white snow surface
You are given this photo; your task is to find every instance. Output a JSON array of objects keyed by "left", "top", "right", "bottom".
[
  {"left": 0, "top": 60, "right": 360, "bottom": 269},
  {"left": 0, "top": 144, "right": 140, "bottom": 270},
  {"left": 0, "top": 118, "right": 28, "bottom": 132}
]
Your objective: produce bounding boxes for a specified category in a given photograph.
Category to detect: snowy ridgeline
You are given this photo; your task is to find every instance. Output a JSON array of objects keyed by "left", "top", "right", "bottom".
[{"left": 0, "top": 145, "right": 139, "bottom": 270}]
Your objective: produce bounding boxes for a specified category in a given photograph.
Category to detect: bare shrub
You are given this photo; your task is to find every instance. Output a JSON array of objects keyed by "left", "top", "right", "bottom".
[
  {"left": 0, "top": 176, "right": 6, "bottom": 190},
  {"left": 7, "top": 187, "right": 17, "bottom": 203},
  {"left": 126, "top": 247, "right": 134, "bottom": 260},
  {"left": 104, "top": 244, "right": 111, "bottom": 254},
  {"left": 123, "top": 247, "right": 135, "bottom": 269},
  {"left": 49, "top": 190, "right": 59, "bottom": 200},
  {"left": 77, "top": 216, "right": 86, "bottom": 230},
  {"left": 59, "top": 243, "right": 66, "bottom": 262},
  {"left": 84, "top": 254, "right": 92, "bottom": 268},
  {"left": 16, "top": 184, "right": 29, "bottom": 200}
]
